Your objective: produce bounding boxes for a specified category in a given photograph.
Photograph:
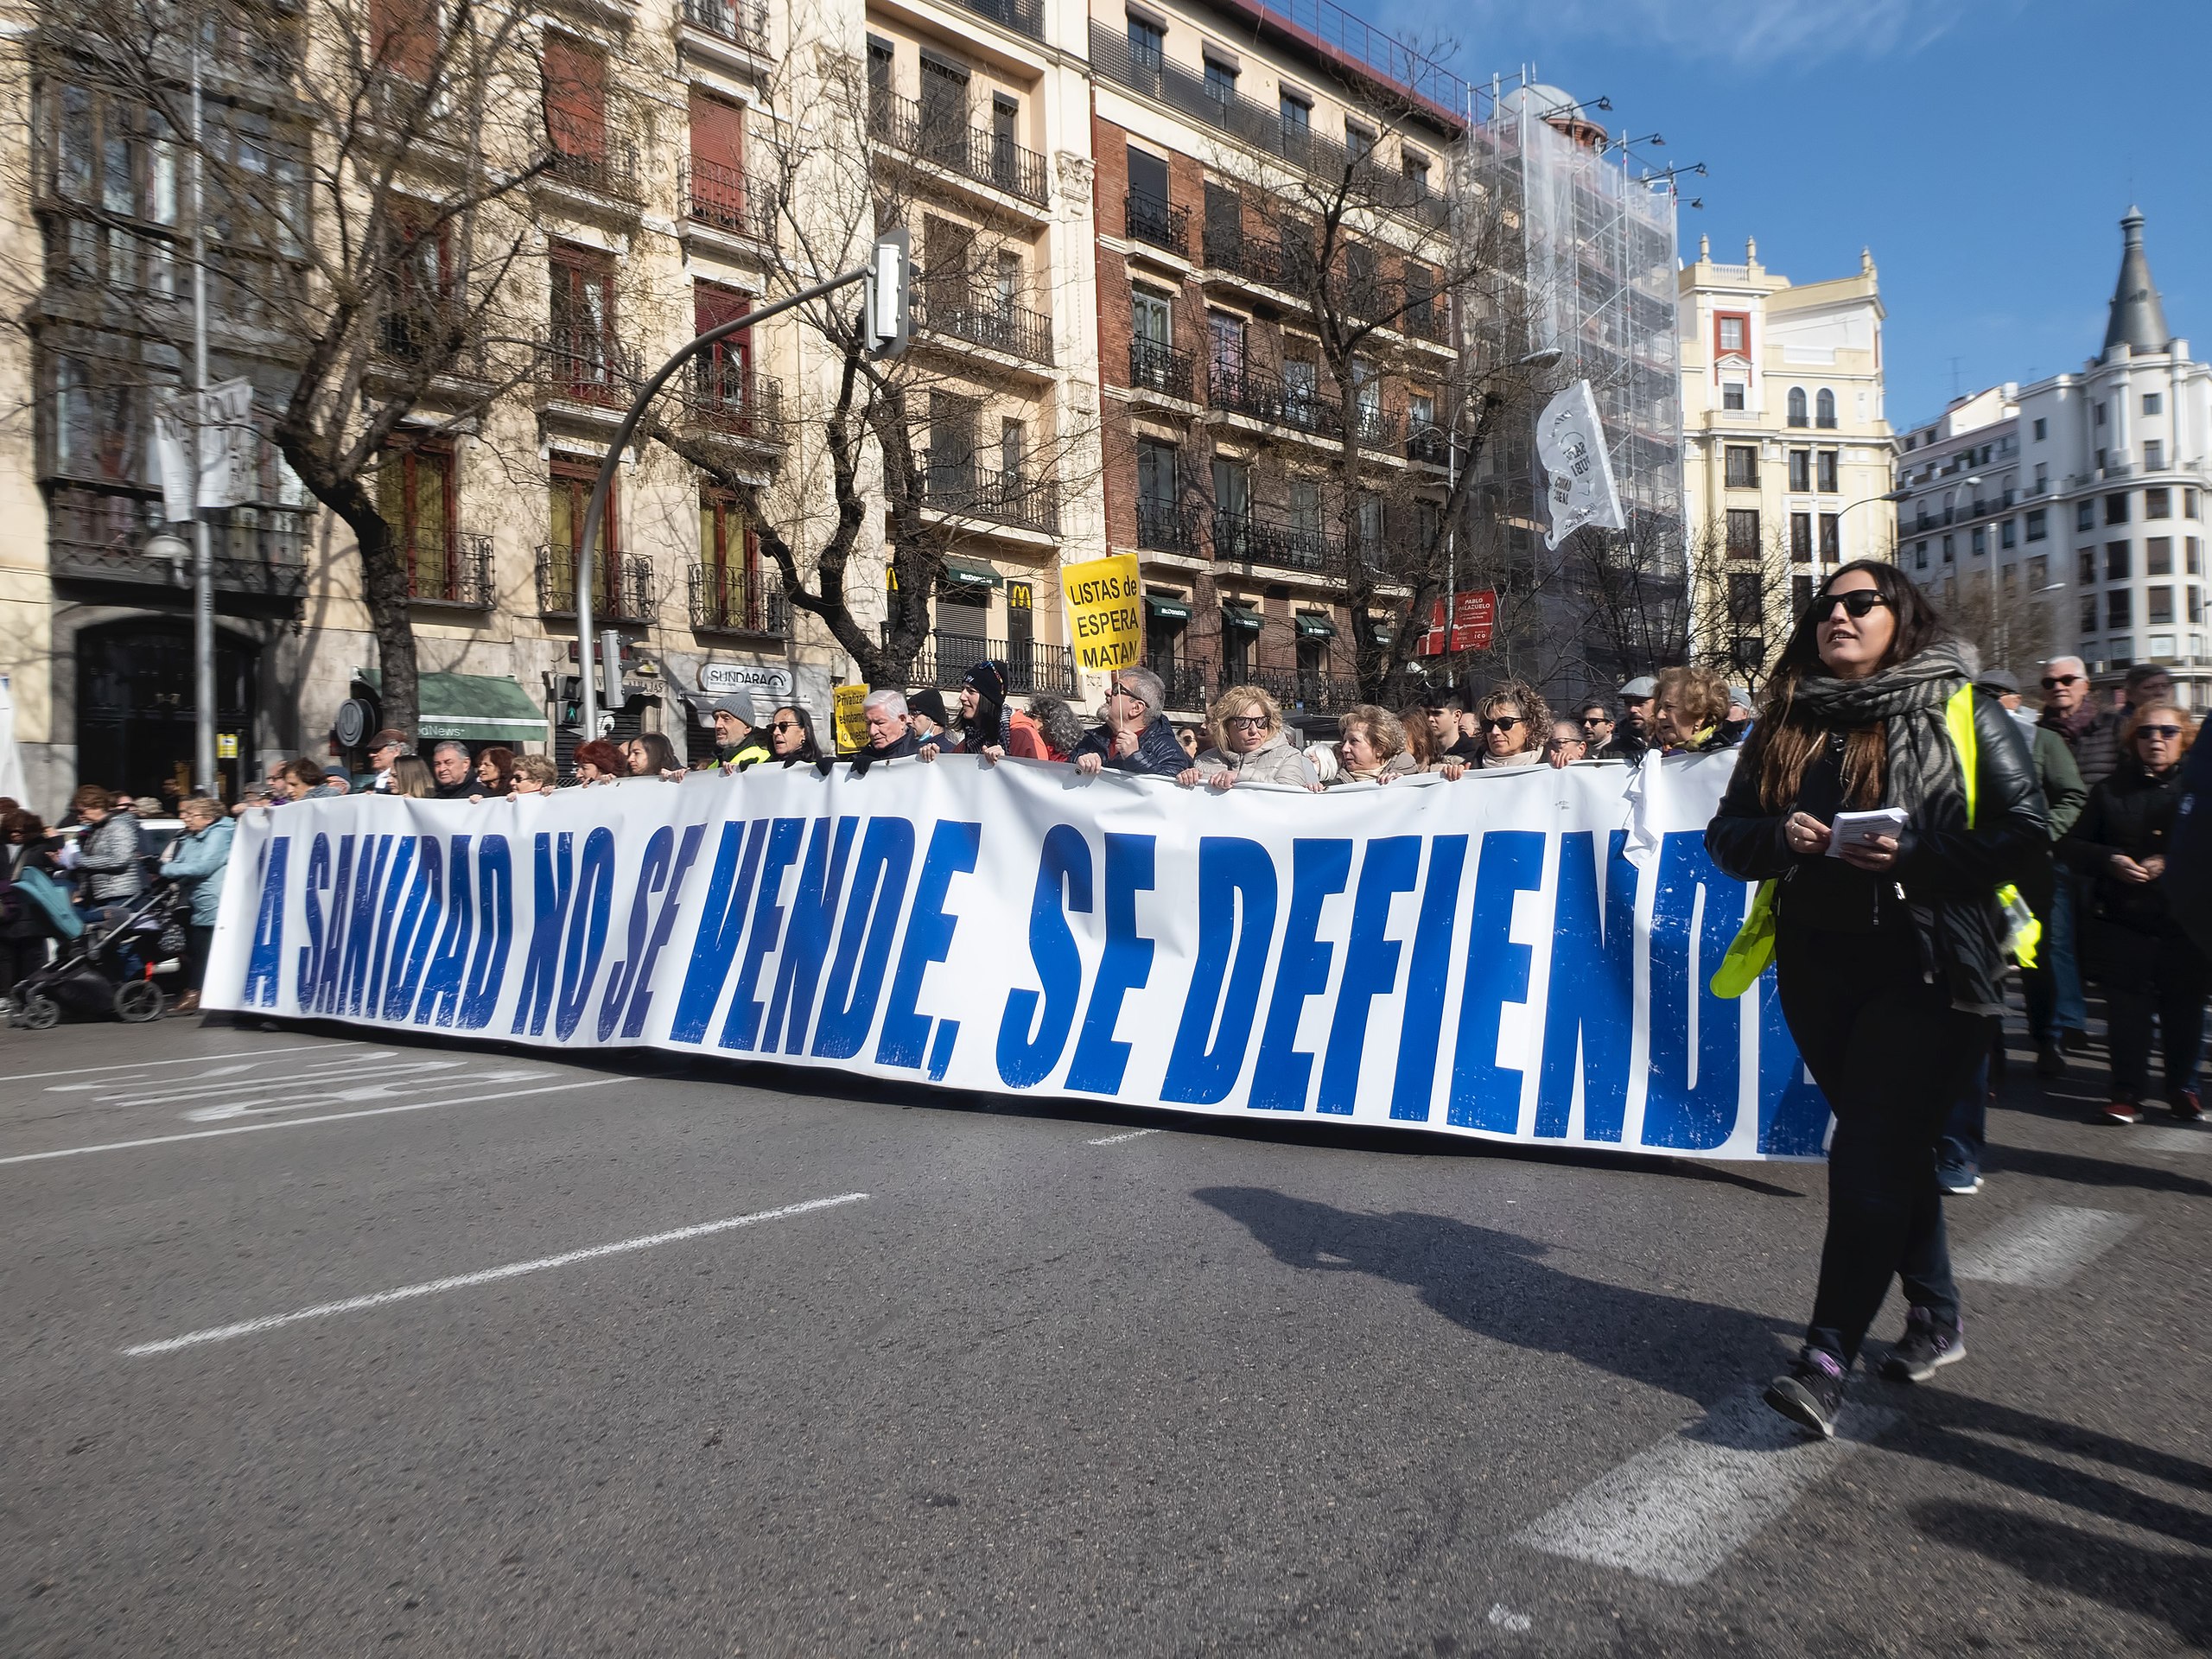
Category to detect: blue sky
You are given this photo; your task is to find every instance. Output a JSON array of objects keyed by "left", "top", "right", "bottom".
[{"left": 1370, "top": 0, "right": 2212, "bottom": 429}]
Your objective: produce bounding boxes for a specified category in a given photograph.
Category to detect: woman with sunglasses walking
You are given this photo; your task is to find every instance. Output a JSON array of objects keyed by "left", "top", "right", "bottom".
[
  {"left": 2064, "top": 702, "right": 2208, "bottom": 1124},
  {"left": 1707, "top": 561, "right": 2049, "bottom": 1438}
]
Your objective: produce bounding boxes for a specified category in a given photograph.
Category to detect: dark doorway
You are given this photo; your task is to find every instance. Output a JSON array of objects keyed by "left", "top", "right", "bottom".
[{"left": 76, "top": 619, "right": 259, "bottom": 804}]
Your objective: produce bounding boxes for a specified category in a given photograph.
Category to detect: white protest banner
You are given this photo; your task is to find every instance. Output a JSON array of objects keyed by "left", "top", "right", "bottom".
[
  {"left": 197, "top": 377, "right": 261, "bottom": 510},
  {"left": 204, "top": 754, "right": 1829, "bottom": 1160},
  {"left": 1537, "top": 378, "right": 1624, "bottom": 550},
  {"left": 152, "top": 391, "right": 198, "bottom": 524}
]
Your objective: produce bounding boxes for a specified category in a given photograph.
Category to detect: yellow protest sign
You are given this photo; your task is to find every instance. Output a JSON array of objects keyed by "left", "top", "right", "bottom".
[
  {"left": 1060, "top": 553, "right": 1142, "bottom": 676},
  {"left": 832, "top": 683, "right": 871, "bottom": 754}
]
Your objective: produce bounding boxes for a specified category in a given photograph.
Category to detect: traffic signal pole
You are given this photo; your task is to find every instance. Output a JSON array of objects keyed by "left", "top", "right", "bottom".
[{"left": 572, "top": 234, "right": 907, "bottom": 745}]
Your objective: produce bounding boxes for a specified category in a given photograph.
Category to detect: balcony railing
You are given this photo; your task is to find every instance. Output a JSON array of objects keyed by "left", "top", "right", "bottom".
[
  {"left": 688, "top": 562, "right": 787, "bottom": 635},
  {"left": 1406, "top": 428, "right": 1450, "bottom": 467},
  {"left": 375, "top": 296, "right": 484, "bottom": 375},
  {"left": 1136, "top": 499, "right": 1204, "bottom": 555},
  {"left": 868, "top": 93, "right": 1048, "bottom": 206},
  {"left": 945, "top": 0, "right": 1043, "bottom": 41},
  {"left": 543, "top": 138, "right": 644, "bottom": 204},
  {"left": 918, "top": 453, "right": 1059, "bottom": 534},
  {"left": 1212, "top": 507, "right": 1335, "bottom": 573},
  {"left": 47, "top": 488, "right": 308, "bottom": 597},
  {"left": 912, "top": 283, "right": 1053, "bottom": 365},
  {"left": 1200, "top": 225, "right": 1319, "bottom": 294},
  {"left": 682, "top": 156, "right": 777, "bottom": 245},
  {"left": 1125, "top": 190, "right": 1190, "bottom": 256},
  {"left": 403, "top": 531, "right": 494, "bottom": 608},
  {"left": 1249, "top": 671, "right": 1357, "bottom": 713},
  {"left": 536, "top": 545, "right": 654, "bottom": 622},
  {"left": 683, "top": 361, "right": 785, "bottom": 441},
  {"left": 537, "top": 330, "right": 633, "bottom": 409},
  {"left": 1206, "top": 358, "right": 1332, "bottom": 439},
  {"left": 908, "top": 633, "right": 1076, "bottom": 696},
  {"left": 678, "top": 0, "right": 769, "bottom": 54},
  {"left": 1129, "top": 338, "right": 1195, "bottom": 401},
  {"left": 1154, "top": 662, "right": 1211, "bottom": 711}
]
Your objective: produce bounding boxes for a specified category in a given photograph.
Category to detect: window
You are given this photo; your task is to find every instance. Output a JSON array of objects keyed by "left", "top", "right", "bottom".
[
  {"left": 1202, "top": 181, "right": 1242, "bottom": 266},
  {"left": 2190, "top": 488, "right": 2202, "bottom": 520},
  {"left": 2147, "top": 442, "right": 2166, "bottom": 471},
  {"left": 918, "top": 54, "right": 969, "bottom": 156},
  {"left": 1971, "top": 527, "right": 1986, "bottom": 557},
  {"left": 2195, "top": 588, "right": 2207, "bottom": 625},
  {"left": 1127, "top": 12, "right": 1164, "bottom": 67},
  {"left": 2034, "top": 462, "right": 2048, "bottom": 493},
  {"left": 1203, "top": 54, "right": 1236, "bottom": 104},
  {"left": 550, "top": 455, "right": 617, "bottom": 558},
  {"left": 2001, "top": 518, "right": 2017, "bottom": 549},
  {"left": 2192, "top": 537, "right": 2205, "bottom": 576},
  {"left": 867, "top": 35, "right": 893, "bottom": 102},
  {"left": 548, "top": 242, "right": 614, "bottom": 393},
  {"left": 2147, "top": 486, "right": 2172, "bottom": 518},
  {"left": 1914, "top": 539, "right": 1928, "bottom": 570},
  {"left": 1724, "top": 445, "right": 1759, "bottom": 488},
  {"left": 1283, "top": 358, "right": 1317, "bottom": 422},
  {"left": 1344, "top": 118, "right": 1376, "bottom": 159},
  {"left": 1402, "top": 151, "right": 1430, "bottom": 194},
  {"left": 1819, "top": 513, "right": 1840, "bottom": 563},
  {"left": 371, "top": 0, "right": 438, "bottom": 81},
  {"left": 1815, "top": 388, "right": 1837, "bottom": 429},
  {"left": 1940, "top": 534, "right": 1954, "bottom": 563},
  {"left": 2107, "top": 493, "right": 2131, "bottom": 526},
  {"left": 1817, "top": 450, "right": 1839, "bottom": 493},
  {"left": 2108, "top": 588, "right": 2133, "bottom": 628},
  {"left": 378, "top": 439, "right": 454, "bottom": 584},
  {"left": 1279, "top": 91, "right": 1310, "bottom": 140},
  {"left": 2151, "top": 586, "right": 2175, "bottom": 624},
  {"left": 926, "top": 390, "right": 978, "bottom": 493},
  {"left": 1211, "top": 456, "right": 1249, "bottom": 520},
  {"left": 1789, "top": 512, "right": 1812, "bottom": 563},
  {"left": 2028, "top": 555, "right": 2048, "bottom": 588},
  {"left": 2145, "top": 391, "right": 2164, "bottom": 416},
  {"left": 1715, "top": 313, "right": 1747, "bottom": 355},
  {"left": 2080, "top": 594, "right": 2099, "bottom": 632},
  {"left": 1135, "top": 437, "right": 1177, "bottom": 505},
  {"left": 2149, "top": 537, "right": 2174, "bottom": 575},
  {"left": 1000, "top": 416, "right": 1025, "bottom": 484},
  {"left": 1208, "top": 309, "right": 1244, "bottom": 382},
  {"left": 1793, "top": 575, "right": 1815, "bottom": 614},
  {"left": 2032, "top": 417, "right": 2047, "bottom": 442},
  {"left": 1721, "top": 382, "right": 1745, "bottom": 411},
  {"left": 2026, "top": 507, "right": 2046, "bottom": 542},
  {"left": 2077, "top": 549, "right": 2095, "bottom": 584},
  {"left": 2077, "top": 500, "right": 2095, "bottom": 532},
  {"left": 692, "top": 281, "right": 753, "bottom": 420},
  {"left": 543, "top": 35, "right": 608, "bottom": 163},
  {"left": 1725, "top": 508, "right": 1760, "bottom": 556},
  {"left": 990, "top": 95, "right": 1020, "bottom": 187},
  {"left": 2094, "top": 401, "right": 2107, "bottom": 427},
  {"left": 1783, "top": 448, "right": 1808, "bottom": 493},
  {"left": 2107, "top": 541, "right": 2131, "bottom": 581},
  {"left": 1787, "top": 387, "right": 1808, "bottom": 428}
]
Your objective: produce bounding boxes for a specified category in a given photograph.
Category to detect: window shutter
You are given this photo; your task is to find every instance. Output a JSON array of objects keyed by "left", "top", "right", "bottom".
[
  {"left": 543, "top": 37, "right": 607, "bottom": 160},
  {"left": 688, "top": 89, "right": 743, "bottom": 169}
]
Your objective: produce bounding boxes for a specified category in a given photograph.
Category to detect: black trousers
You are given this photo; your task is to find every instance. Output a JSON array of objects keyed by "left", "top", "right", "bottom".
[
  {"left": 185, "top": 925, "right": 216, "bottom": 994},
  {"left": 1776, "top": 924, "right": 1995, "bottom": 1367},
  {"left": 0, "top": 933, "right": 49, "bottom": 995},
  {"left": 2089, "top": 922, "right": 2210, "bottom": 1106}
]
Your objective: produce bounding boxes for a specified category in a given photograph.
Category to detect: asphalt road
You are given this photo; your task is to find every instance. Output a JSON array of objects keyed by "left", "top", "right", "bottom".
[{"left": 0, "top": 1011, "right": 2205, "bottom": 1657}]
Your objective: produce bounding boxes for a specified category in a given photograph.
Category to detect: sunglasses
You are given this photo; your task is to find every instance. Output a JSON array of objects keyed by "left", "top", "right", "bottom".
[
  {"left": 1225, "top": 714, "right": 1270, "bottom": 730},
  {"left": 2139, "top": 724, "right": 2184, "bottom": 740},
  {"left": 1110, "top": 685, "right": 1147, "bottom": 704},
  {"left": 1809, "top": 589, "right": 1891, "bottom": 621},
  {"left": 1580, "top": 714, "right": 1608, "bottom": 725},
  {"left": 2040, "top": 674, "right": 2082, "bottom": 689},
  {"left": 772, "top": 720, "right": 799, "bottom": 733},
  {"left": 1483, "top": 715, "right": 1524, "bottom": 731}
]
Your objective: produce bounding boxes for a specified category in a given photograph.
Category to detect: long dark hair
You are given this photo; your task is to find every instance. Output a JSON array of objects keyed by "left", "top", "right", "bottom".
[
  {"left": 772, "top": 704, "right": 821, "bottom": 765},
  {"left": 1744, "top": 559, "right": 1954, "bottom": 811}
]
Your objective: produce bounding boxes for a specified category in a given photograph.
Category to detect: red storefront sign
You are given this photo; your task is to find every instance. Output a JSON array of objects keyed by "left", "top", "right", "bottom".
[{"left": 1416, "top": 588, "right": 1497, "bottom": 656}]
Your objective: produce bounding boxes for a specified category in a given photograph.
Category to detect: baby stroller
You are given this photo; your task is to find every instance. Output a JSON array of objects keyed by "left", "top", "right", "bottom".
[{"left": 9, "top": 879, "right": 187, "bottom": 1028}]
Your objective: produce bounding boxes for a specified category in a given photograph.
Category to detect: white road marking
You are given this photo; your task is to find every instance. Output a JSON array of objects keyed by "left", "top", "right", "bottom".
[
  {"left": 46, "top": 1055, "right": 402, "bottom": 1094},
  {"left": 2138, "top": 1126, "right": 2210, "bottom": 1154},
  {"left": 0, "top": 1077, "right": 618, "bottom": 1167},
  {"left": 122, "top": 1192, "right": 871, "bottom": 1356},
  {"left": 6, "top": 1042, "right": 361, "bottom": 1084},
  {"left": 1487, "top": 1605, "right": 1533, "bottom": 1632},
  {"left": 1516, "top": 1389, "right": 1898, "bottom": 1586},
  {"left": 1953, "top": 1204, "right": 2139, "bottom": 1287},
  {"left": 180, "top": 1067, "right": 550, "bottom": 1122},
  {"left": 100, "top": 1058, "right": 444, "bottom": 1109},
  {"left": 1088, "top": 1128, "right": 1162, "bottom": 1146}
]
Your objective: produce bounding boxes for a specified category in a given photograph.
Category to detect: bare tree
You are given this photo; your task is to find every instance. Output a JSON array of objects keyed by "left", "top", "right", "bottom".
[{"left": 10, "top": 0, "right": 562, "bottom": 732}]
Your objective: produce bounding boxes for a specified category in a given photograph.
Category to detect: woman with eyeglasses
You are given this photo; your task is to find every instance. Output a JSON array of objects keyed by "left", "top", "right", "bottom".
[
  {"left": 1707, "top": 560, "right": 2048, "bottom": 1438},
  {"left": 1184, "top": 685, "right": 1320, "bottom": 790},
  {"left": 767, "top": 705, "right": 822, "bottom": 766},
  {"left": 1471, "top": 683, "right": 1555, "bottom": 768},
  {"left": 2064, "top": 702, "right": 2207, "bottom": 1124}
]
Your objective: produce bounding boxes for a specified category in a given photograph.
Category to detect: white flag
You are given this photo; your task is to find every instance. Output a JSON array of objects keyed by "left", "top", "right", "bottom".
[
  {"left": 197, "top": 377, "right": 260, "bottom": 510},
  {"left": 1536, "top": 378, "right": 1624, "bottom": 550},
  {"left": 153, "top": 391, "right": 195, "bottom": 524}
]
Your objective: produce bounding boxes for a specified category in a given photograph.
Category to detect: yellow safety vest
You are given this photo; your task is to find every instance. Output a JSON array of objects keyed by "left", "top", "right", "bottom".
[{"left": 1711, "top": 684, "right": 2040, "bottom": 998}]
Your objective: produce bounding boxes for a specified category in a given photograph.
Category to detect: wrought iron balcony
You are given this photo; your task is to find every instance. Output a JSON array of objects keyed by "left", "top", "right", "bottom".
[
  {"left": 682, "top": 156, "right": 777, "bottom": 245},
  {"left": 1406, "top": 427, "right": 1450, "bottom": 467},
  {"left": 374, "top": 295, "right": 486, "bottom": 377},
  {"left": 1212, "top": 507, "right": 1334, "bottom": 573},
  {"left": 403, "top": 530, "right": 494, "bottom": 608},
  {"left": 908, "top": 633, "right": 1076, "bottom": 696},
  {"left": 537, "top": 329, "right": 634, "bottom": 409},
  {"left": 536, "top": 545, "right": 654, "bottom": 622},
  {"left": 868, "top": 93, "right": 1048, "bottom": 206},
  {"left": 1206, "top": 358, "right": 1333, "bottom": 439},
  {"left": 688, "top": 561, "right": 787, "bottom": 635},
  {"left": 1129, "top": 338, "right": 1195, "bottom": 400},
  {"left": 46, "top": 487, "right": 308, "bottom": 598},
  {"left": 683, "top": 361, "right": 785, "bottom": 441},
  {"left": 1249, "top": 671, "right": 1357, "bottom": 712},
  {"left": 543, "top": 138, "right": 644, "bottom": 204},
  {"left": 1136, "top": 499, "right": 1204, "bottom": 555},
  {"left": 678, "top": 0, "right": 769, "bottom": 54},
  {"left": 912, "top": 283, "right": 1053, "bottom": 365},
  {"left": 1199, "top": 225, "right": 1319, "bottom": 294},
  {"left": 918, "top": 453, "right": 1059, "bottom": 535},
  {"left": 946, "top": 0, "right": 1042, "bottom": 41},
  {"left": 1125, "top": 190, "right": 1189, "bottom": 256}
]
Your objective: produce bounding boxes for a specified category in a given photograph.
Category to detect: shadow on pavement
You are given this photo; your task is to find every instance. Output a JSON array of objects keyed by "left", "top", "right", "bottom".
[
  {"left": 1982, "top": 1140, "right": 2212, "bottom": 1201},
  {"left": 1910, "top": 1499, "right": 2211, "bottom": 1650},
  {"left": 1192, "top": 1185, "right": 1796, "bottom": 1405}
]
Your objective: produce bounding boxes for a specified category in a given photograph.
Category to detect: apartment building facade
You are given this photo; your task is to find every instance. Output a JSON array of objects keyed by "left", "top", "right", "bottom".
[{"left": 1679, "top": 236, "right": 1893, "bottom": 675}]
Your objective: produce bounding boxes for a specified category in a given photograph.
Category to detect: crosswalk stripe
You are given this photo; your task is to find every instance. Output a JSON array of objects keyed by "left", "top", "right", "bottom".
[{"left": 1953, "top": 1204, "right": 2138, "bottom": 1287}]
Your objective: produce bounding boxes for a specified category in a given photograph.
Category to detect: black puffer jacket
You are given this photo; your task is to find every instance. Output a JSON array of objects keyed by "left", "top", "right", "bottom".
[
  {"left": 1707, "top": 687, "right": 2050, "bottom": 1014},
  {"left": 2063, "top": 758, "right": 2187, "bottom": 938}
]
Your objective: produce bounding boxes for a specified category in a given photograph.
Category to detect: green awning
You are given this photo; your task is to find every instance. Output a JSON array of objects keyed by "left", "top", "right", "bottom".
[
  {"left": 940, "top": 556, "right": 1003, "bottom": 591},
  {"left": 1294, "top": 613, "right": 1338, "bottom": 639},
  {"left": 358, "top": 669, "right": 550, "bottom": 743},
  {"left": 1370, "top": 621, "right": 1395, "bottom": 647},
  {"left": 1145, "top": 594, "right": 1193, "bottom": 622},
  {"left": 1223, "top": 602, "right": 1262, "bottom": 634}
]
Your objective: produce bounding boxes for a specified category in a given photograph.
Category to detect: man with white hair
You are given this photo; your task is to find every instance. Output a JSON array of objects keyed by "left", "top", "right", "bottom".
[
  {"left": 860, "top": 689, "right": 921, "bottom": 761},
  {"left": 1072, "top": 665, "right": 1188, "bottom": 777},
  {"left": 429, "top": 741, "right": 475, "bottom": 800}
]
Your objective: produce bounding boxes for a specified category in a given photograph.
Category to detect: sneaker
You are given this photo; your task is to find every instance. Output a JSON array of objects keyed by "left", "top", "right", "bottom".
[
  {"left": 1880, "top": 1306, "right": 1967, "bottom": 1383},
  {"left": 1936, "top": 1161, "right": 1984, "bottom": 1196},
  {"left": 1764, "top": 1349, "right": 1847, "bottom": 1440},
  {"left": 2035, "top": 1042, "right": 2066, "bottom": 1079},
  {"left": 2171, "top": 1085, "right": 2204, "bottom": 1123},
  {"left": 2103, "top": 1100, "right": 2142, "bottom": 1126}
]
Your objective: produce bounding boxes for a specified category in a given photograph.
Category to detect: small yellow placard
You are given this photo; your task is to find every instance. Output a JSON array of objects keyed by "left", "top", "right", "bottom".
[
  {"left": 1059, "top": 553, "right": 1142, "bottom": 676},
  {"left": 217, "top": 733, "right": 239, "bottom": 759},
  {"left": 832, "top": 683, "right": 871, "bottom": 754}
]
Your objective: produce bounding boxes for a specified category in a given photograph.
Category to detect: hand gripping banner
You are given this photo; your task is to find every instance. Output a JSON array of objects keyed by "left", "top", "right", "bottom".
[{"left": 205, "top": 753, "right": 1830, "bottom": 1160}]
